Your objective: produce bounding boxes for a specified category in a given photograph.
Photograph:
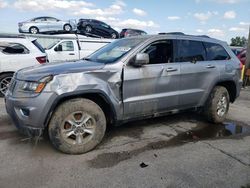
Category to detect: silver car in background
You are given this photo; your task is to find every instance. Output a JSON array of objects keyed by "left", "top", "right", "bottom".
[{"left": 18, "top": 17, "right": 76, "bottom": 34}]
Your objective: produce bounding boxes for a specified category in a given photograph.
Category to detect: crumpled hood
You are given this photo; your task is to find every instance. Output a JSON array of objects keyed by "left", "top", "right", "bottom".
[{"left": 16, "top": 60, "right": 105, "bottom": 81}]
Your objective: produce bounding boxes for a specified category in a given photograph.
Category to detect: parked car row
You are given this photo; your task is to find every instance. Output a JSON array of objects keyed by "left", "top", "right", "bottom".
[{"left": 18, "top": 17, "right": 147, "bottom": 39}]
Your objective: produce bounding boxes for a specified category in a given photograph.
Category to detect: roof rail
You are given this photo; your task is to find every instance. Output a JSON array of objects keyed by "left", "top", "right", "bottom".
[
  {"left": 158, "top": 32, "right": 185, "bottom": 35},
  {"left": 195, "top": 35, "right": 210, "bottom": 38},
  {"left": 158, "top": 32, "right": 210, "bottom": 38}
]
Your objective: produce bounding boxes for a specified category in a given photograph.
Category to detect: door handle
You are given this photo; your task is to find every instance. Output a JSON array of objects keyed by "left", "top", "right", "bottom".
[
  {"left": 69, "top": 53, "right": 75, "bottom": 55},
  {"left": 165, "top": 67, "right": 178, "bottom": 72},
  {"left": 206, "top": 65, "right": 215, "bottom": 69}
]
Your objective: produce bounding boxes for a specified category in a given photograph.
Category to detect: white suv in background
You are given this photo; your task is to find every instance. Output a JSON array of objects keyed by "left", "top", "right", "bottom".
[{"left": 0, "top": 35, "right": 47, "bottom": 96}]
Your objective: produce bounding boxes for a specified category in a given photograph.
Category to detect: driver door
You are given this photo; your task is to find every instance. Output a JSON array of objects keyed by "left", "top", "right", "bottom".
[
  {"left": 50, "top": 41, "right": 77, "bottom": 62},
  {"left": 123, "top": 39, "right": 180, "bottom": 118}
]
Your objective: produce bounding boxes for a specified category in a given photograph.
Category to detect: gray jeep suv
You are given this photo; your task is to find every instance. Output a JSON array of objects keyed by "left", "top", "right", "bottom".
[{"left": 5, "top": 34, "right": 242, "bottom": 154}]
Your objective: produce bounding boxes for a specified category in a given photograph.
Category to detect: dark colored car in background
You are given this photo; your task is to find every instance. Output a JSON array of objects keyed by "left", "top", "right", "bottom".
[
  {"left": 120, "top": 28, "right": 147, "bottom": 38},
  {"left": 77, "top": 19, "right": 119, "bottom": 39},
  {"left": 237, "top": 49, "right": 246, "bottom": 65},
  {"left": 230, "top": 46, "right": 244, "bottom": 56}
]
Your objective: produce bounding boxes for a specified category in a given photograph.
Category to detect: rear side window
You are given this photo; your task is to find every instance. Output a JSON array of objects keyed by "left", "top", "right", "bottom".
[
  {"left": 0, "top": 42, "right": 29, "bottom": 54},
  {"left": 204, "top": 42, "right": 230, "bottom": 60},
  {"left": 176, "top": 40, "right": 206, "bottom": 62}
]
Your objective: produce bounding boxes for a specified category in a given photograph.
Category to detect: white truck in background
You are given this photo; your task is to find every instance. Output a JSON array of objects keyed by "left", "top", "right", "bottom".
[{"left": 45, "top": 38, "right": 113, "bottom": 62}]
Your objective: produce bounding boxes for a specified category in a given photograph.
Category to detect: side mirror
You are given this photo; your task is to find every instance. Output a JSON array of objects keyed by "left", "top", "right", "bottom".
[
  {"left": 133, "top": 53, "right": 149, "bottom": 67},
  {"left": 55, "top": 44, "right": 62, "bottom": 52}
]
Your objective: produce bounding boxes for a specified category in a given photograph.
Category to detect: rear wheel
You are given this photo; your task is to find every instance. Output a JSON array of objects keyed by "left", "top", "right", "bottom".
[
  {"left": 29, "top": 26, "right": 39, "bottom": 34},
  {"left": 63, "top": 24, "right": 72, "bottom": 32},
  {"left": 48, "top": 98, "right": 106, "bottom": 154},
  {"left": 203, "top": 86, "right": 230, "bottom": 123},
  {"left": 85, "top": 25, "right": 92, "bottom": 33},
  {"left": 0, "top": 73, "right": 13, "bottom": 97}
]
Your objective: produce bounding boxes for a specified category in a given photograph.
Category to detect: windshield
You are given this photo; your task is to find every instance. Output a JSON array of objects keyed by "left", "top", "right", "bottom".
[
  {"left": 87, "top": 38, "right": 145, "bottom": 64},
  {"left": 46, "top": 40, "right": 61, "bottom": 50}
]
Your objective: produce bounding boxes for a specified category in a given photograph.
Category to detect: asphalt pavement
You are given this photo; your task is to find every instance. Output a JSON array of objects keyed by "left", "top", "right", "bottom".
[{"left": 0, "top": 89, "right": 250, "bottom": 188}]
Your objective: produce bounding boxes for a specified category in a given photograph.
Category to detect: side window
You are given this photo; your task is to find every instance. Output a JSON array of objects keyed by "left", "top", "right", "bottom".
[
  {"left": 101, "top": 23, "right": 109, "bottom": 28},
  {"left": 60, "top": 41, "right": 74, "bottom": 51},
  {"left": 204, "top": 42, "right": 230, "bottom": 60},
  {"left": 35, "top": 18, "right": 46, "bottom": 22},
  {"left": 0, "top": 43, "right": 29, "bottom": 55},
  {"left": 176, "top": 40, "right": 206, "bottom": 62},
  {"left": 46, "top": 17, "right": 57, "bottom": 22},
  {"left": 142, "top": 40, "right": 174, "bottom": 64}
]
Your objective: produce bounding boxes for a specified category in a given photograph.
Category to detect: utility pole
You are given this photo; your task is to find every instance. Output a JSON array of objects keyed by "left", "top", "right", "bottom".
[{"left": 243, "top": 27, "right": 250, "bottom": 87}]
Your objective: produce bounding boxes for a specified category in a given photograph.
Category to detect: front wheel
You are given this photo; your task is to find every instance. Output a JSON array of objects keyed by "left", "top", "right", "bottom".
[
  {"left": 111, "top": 33, "right": 118, "bottom": 39},
  {"left": 29, "top": 26, "right": 39, "bottom": 34},
  {"left": 48, "top": 98, "right": 106, "bottom": 154},
  {"left": 203, "top": 86, "right": 230, "bottom": 123},
  {"left": 0, "top": 73, "right": 13, "bottom": 97},
  {"left": 85, "top": 25, "right": 92, "bottom": 33}
]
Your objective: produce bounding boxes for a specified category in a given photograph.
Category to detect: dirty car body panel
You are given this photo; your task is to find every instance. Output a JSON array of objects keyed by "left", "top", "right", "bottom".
[{"left": 5, "top": 34, "right": 241, "bottom": 136}]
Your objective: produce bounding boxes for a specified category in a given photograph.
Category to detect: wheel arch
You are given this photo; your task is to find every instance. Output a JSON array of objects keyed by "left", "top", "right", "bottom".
[
  {"left": 44, "top": 90, "right": 117, "bottom": 128},
  {"left": 63, "top": 23, "right": 72, "bottom": 28},
  {"left": 0, "top": 71, "right": 15, "bottom": 77},
  {"left": 214, "top": 80, "right": 237, "bottom": 103}
]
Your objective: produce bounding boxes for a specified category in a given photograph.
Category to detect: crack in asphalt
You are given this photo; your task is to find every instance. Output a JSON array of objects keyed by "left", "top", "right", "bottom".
[{"left": 203, "top": 141, "right": 250, "bottom": 167}]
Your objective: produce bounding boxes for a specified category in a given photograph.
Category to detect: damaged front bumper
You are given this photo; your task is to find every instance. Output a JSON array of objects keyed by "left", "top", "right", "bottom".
[{"left": 5, "top": 92, "right": 57, "bottom": 137}]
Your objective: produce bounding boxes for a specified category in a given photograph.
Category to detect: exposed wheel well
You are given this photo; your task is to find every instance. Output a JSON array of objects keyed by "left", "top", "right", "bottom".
[
  {"left": 216, "top": 81, "right": 237, "bottom": 103},
  {"left": 0, "top": 72, "right": 15, "bottom": 77},
  {"left": 46, "top": 93, "right": 116, "bottom": 128}
]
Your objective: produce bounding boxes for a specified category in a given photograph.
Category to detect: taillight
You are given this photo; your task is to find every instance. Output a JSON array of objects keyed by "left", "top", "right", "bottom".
[
  {"left": 124, "top": 31, "right": 129, "bottom": 37},
  {"left": 36, "top": 56, "right": 46, "bottom": 64},
  {"left": 240, "top": 62, "right": 243, "bottom": 70}
]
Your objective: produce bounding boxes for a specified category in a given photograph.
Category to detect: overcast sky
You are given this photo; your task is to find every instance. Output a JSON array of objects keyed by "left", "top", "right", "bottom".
[{"left": 0, "top": 0, "right": 249, "bottom": 42}]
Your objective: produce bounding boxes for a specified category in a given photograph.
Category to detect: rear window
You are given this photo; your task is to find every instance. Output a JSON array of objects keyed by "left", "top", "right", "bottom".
[
  {"left": 0, "top": 42, "right": 29, "bottom": 54},
  {"left": 176, "top": 40, "right": 206, "bottom": 62},
  {"left": 204, "top": 42, "right": 230, "bottom": 60},
  {"left": 32, "top": 40, "right": 45, "bottom": 53}
]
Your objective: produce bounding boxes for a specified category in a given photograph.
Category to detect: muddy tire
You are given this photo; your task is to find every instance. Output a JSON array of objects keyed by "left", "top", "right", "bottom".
[
  {"left": 0, "top": 73, "right": 13, "bottom": 97},
  {"left": 48, "top": 98, "right": 106, "bottom": 154},
  {"left": 203, "top": 86, "right": 230, "bottom": 123}
]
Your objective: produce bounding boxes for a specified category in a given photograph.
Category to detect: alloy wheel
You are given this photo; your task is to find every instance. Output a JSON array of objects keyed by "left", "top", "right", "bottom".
[
  {"left": 217, "top": 94, "right": 228, "bottom": 117},
  {"left": 0, "top": 76, "right": 12, "bottom": 96},
  {"left": 30, "top": 27, "right": 38, "bottom": 34},
  {"left": 64, "top": 25, "right": 71, "bottom": 31},
  {"left": 85, "top": 26, "right": 92, "bottom": 33},
  {"left": 60, "top": 111, "right": 96, "bottom": 145}
]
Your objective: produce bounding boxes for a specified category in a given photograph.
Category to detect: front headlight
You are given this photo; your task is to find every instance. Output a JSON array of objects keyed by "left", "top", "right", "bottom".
[{"left": 20, "top": 75, "right": 53, "bottom": 93}]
